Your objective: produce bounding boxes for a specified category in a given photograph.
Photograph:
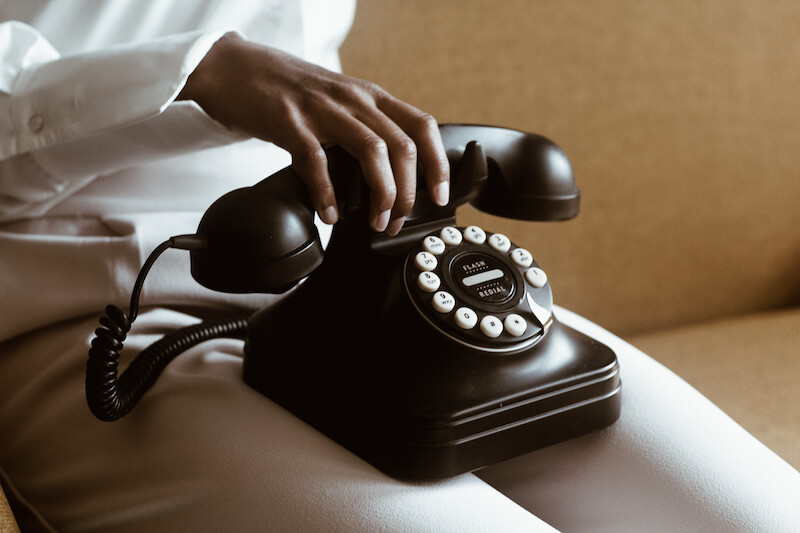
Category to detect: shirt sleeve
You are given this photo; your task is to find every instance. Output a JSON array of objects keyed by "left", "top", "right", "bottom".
[{"left": 0, "top": 21, "right": 245, "bottom": 222}]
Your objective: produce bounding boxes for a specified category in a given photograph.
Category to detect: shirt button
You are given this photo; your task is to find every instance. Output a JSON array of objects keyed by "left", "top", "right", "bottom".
[{"left": 29, "top": 114, "right": 44, "bottom": 133}]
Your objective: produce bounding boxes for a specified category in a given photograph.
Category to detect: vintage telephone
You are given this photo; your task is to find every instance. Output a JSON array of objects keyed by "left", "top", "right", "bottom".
[{"left": 87, "top": 124, "right": 621, "bottom": 480}]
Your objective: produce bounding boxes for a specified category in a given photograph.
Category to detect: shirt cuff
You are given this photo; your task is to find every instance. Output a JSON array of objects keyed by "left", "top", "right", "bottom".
[
  {"left": 32, "top": 100, "right": 247, "bottom": 182},
  {"left": 2, "top": 27, "right": 234, "bottom": 157}
]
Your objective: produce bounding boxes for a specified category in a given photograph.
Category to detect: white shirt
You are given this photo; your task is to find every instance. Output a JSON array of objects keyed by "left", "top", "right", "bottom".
[{"left": 0, "top": 0, "right": 355, "bottom": 342}]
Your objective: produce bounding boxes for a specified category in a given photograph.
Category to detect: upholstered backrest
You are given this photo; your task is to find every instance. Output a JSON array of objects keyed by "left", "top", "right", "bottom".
[{"left": 340, "top": 0, "right": 800, "bottom": 335}]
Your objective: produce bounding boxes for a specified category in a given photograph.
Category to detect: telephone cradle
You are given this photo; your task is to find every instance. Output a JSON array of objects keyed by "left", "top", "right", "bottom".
[{"left": 86, "top": 124, "right": 621, "bottom": 480}]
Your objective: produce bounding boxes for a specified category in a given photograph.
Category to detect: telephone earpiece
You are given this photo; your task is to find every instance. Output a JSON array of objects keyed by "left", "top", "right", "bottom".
[
  {"left": 189, "top": 124, "right": 580, "bottom": 294},
  {"left": 189, "top": 166, "right": 324, "bottom": 294},
  {"left": 439, "top": 124, "right": 579, "bottom": 221}
]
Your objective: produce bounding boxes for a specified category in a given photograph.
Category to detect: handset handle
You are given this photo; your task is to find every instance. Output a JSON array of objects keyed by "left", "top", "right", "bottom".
[{"left": 188, "top": 124, "right": 578, "bottom": 293}]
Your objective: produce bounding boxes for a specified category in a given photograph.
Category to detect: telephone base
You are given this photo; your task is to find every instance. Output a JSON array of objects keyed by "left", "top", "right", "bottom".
[{"left": 244, "top": 310, "right": 620, "bottom": 480}]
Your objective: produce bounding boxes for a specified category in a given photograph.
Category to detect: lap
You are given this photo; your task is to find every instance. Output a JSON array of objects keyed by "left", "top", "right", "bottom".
[
  {"left": 1, "top": 307, "right": 798, "bottom": 532},
  {"left": 480, "top": 308, "right": 800, "bottom": 532},
  {"left": 0, "top": 308, "right": 552, "bottom": 532}
]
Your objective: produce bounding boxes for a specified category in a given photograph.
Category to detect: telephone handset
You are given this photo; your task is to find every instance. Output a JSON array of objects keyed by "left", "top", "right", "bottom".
[
  {"left": 188, "top": 124, "right": 580, "bottom": 293},
  {"left": 86, "top": 124, "right": 620, "bottom": 480}
]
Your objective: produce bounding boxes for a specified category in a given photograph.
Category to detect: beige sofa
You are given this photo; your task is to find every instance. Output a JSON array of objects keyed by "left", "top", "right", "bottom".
[{"left": 339, "top": 0, "right": 799, "bottom": 470}]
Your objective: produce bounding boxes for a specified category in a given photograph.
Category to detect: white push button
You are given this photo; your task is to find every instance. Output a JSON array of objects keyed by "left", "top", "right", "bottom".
[
  {"left": 480, "top": 315, "right": 503, "bottom": 338},
  {"left": 414, "top": 251, "right": 438, "bottom": 271},
  {"left": 464, "top": 226, "right": 486, "bottom": 244},
  {"left": 454, "top": 307, "right": 478, "bottom": 329},
  {"left": 525, "top": 267, "right": 548, "bottom": 288},
  {"left": 440, "top": 226, "right": 463, "bottom": 245},
  {"left": 417, "top": 271, "right": 441, "bottom": 292},
  {"left": 423, "top": 235, "right": 446, "bottom": 255},
  {"left": 488, "top": 233, "right": 511, "bottom": 252},
  {"left": 504, "top": 314, "right": 527, "bottom": 337},
  {"left": 432, "top": 291, "right": 455, "bottom": 313},
  {"left": 461, "top": 268, "right": 504, "bottom": 287},
  {"left": 511, "top": 248, "right": 533, "bottom": 268}
]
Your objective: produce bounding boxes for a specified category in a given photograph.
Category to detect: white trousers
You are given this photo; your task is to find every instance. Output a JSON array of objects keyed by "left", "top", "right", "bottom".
[{"left": 1, "top": 306, "right": 798, "bottom": 532}]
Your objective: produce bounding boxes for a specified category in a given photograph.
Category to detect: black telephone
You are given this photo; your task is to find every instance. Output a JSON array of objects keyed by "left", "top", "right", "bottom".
[{"left": 87, "top": 124, "right": 621, "bottom": 480}]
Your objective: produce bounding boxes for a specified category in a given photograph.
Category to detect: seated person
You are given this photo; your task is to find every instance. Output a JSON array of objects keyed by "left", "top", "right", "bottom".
[{"left": 1, "top": 1, "right": 799, "bottom": 531}]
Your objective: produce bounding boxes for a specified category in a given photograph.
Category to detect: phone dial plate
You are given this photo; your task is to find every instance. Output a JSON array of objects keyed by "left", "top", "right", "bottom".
[{"left": 405, "top": 225, "right": 553, "bottom": 353}]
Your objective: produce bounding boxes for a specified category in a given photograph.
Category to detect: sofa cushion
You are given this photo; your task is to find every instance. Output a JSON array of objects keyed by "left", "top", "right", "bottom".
[
  {"left": 0, "top": 481, "right": 20, "bottom": 533},
  {"left": 628, "top": 307, "right": 800, "bottom": 470}
]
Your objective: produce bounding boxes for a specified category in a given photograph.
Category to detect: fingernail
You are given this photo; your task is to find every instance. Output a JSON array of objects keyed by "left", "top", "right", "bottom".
[
  {"left": 321, "top": 205, "right": 338, "bottom": 225},
  {"left": 434, "top": 181, "right": 450, "bottom": 207},
  {"left": 374, "top": 209, "right": 391, "bottom": 232},
  {"left": 386, "top": 216, "right": 406, "bottom": 236}
]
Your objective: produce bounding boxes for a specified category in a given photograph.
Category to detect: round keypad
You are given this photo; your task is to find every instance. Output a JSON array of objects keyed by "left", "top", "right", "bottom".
[
  {"left": 404, "top": 225, "right": 553, "bottom": 351},
  {"left": 417, "top": 271, "right": 441, "bottom": 292},
  {"left": 423, "top": 235, "right": 446, "bottom": 255},
  {"left": 504, "top": 314, "right": 527, "bottom": 337},
  {"left": 511, "top": 248, "right": 533, "bottom": 268},
  {"left": 440, "top": 226, "right": 463, "bottom": 245},
  {"left": 480, "top": 315, "right": 504, "bottom": 338},
  {"left": 455, "top": 307, "right": 478, "bottom": 329},
  {"left": 488, "top": 233, "right": 511, "bottom": 252},
  {"left": 463, "top": 226, "right": 486, "bottom": 244},
  {"left": 414, "top": 251, "right": 438, "bottom": 271},
  {"left": 524, "top": 267, "right": 547, "bottom": 288},
  {"left": 432, "top": 290, "right": 456, "bottom": 313}
]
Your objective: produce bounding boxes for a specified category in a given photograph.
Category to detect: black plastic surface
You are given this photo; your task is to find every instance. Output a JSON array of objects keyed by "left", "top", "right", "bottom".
[
  {"left": 190, "top": 167, "right": 324, "bottom": 293},
  {"left": 243, "top": 223, "right": 620, "bottom": 479},
  {"left": 191, "top": 124, "right": 618, "bottom": 479}
]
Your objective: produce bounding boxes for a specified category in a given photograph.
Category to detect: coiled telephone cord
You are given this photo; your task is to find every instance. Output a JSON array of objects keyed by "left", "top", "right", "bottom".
[{"left": 86, "top": 235, "right": 249, "bottom": 421}]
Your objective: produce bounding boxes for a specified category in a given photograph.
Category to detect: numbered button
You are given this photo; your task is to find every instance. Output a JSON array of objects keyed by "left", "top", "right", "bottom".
[
  {"left": 417, "top": 271, "right": 441, "bottom": 292},
  {"left": 480, "top": 315, "right": 503, "bottom": 338},
  {"left": 504, "top": 314, "right": 527, "bottom": 337},
  {"left": 422, "top": 235, "right": 446, "bottom": 255},
  {"left": 525, "top": 267, "right": 548, "bottom": 288},
  {"left": 464, "top": 226, "right": 486, "bottom": 244},
  {"left": 511, "top": 248, "right": 533, "bottom": 268},
  {"left": 488, "top": 233, "right": 511, "bottom": 252},
  {"left": 432, "top": 291, "right": 455, "bottom": 313},
  {"left": 440, "top": 226, "right": 463, "bottom": 246},
  {"left": 414, "top": 251, "right": 438, "bottom": 271},
  {"left": 454, "top": 307, "right": 478, "bottom": 329}
]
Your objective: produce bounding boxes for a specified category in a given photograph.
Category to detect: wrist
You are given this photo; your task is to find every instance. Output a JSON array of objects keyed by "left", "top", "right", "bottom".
[{"left": 178, "top": 31, "right": 243, "bottom": 106}]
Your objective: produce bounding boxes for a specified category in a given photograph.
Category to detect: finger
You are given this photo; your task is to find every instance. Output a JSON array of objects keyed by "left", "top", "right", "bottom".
[
  {"left": 277, "top": 123, "right": 339, "bottom": 225},
  {"left": 322, "top": 112, "right": 417, "bottom": 233},
  {"left": 348, "top": 112, "right": 420, "bottom": 235},
  {"left": 376, "top": 96, "right": 450, "bottom": 207}
]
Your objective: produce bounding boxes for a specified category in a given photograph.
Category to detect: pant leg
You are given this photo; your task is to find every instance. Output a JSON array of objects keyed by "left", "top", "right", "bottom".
[
  {"left": 4, "top": 307, "right": 796, "bottom": 532},
  {"left": 0, "top": 308, "right": 555, "bottom": 533},
  {"left": 478, "top": 307, "right": 800, "bottom": 533}
]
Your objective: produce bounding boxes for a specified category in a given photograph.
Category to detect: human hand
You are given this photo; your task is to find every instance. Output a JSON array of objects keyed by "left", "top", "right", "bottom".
[{"left": 179, "top": 33, "right": 450, "bottom": 235}]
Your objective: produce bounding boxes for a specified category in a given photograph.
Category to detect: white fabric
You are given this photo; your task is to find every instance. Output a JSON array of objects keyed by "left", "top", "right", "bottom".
[
  {"left": 2, "top": 1, "right": 800, "bottom": 531},
  {"left": 0, "top": 0, "right": 353, "bottom": 342},
  {"left": 1, "top": 306, "right": 798, "bottom": 532}
]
